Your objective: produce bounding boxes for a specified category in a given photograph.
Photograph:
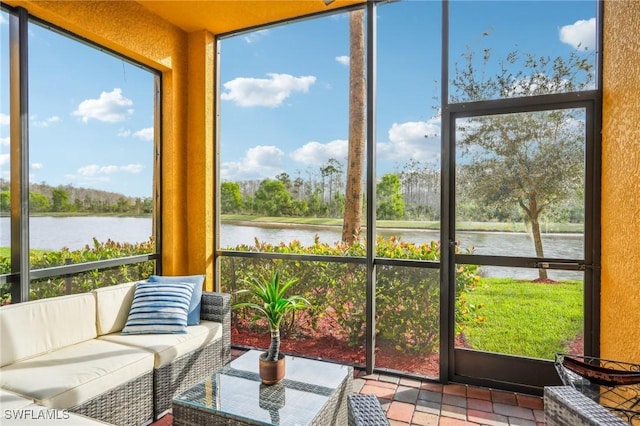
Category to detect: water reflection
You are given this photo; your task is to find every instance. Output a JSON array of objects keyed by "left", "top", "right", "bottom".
[{"left": 220, "top": 223, "right": 584, "bottom": 280}]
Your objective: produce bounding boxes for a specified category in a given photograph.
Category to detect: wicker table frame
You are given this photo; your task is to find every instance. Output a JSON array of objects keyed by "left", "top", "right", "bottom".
[{"left": 173, "top": 351, "right": 353, "bottom": 426}]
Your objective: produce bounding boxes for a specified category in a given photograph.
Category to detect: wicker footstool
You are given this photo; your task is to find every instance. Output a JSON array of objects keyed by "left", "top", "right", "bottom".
[{"left": 348, "top": 394, "right": 390, "bottom": 426}]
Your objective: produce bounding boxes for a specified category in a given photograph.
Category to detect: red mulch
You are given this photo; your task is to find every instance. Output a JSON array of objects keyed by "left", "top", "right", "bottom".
[
  {"left": 232, "top": 317, "right": 475, "bottom": 377},
  {"left": 233, "top": 315, "right": 584, "bottom": 376}
]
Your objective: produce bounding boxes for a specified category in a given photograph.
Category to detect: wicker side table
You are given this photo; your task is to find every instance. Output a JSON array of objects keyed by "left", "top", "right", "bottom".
[
  {"left": 544, "top": 386, "right": 630, "bottom": 425},
  {"left": 173, "top": 350, "right": 353, "bottom": 425},
  {"left": 347, "top": 393, "right": 390, "bottom": 426}
]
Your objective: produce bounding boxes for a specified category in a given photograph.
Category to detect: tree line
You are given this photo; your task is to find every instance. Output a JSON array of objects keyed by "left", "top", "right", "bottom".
[
  {"left": 0, "top": 180, "right": 152, "bottom": 215},
  {"left": 221, "top": 157, "right": 583, "bottom": 224}
]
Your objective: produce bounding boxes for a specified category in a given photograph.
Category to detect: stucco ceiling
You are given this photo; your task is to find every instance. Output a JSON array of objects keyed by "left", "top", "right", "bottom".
[{"left": 135, "top": 0, "right": 364, "bottom": 35}]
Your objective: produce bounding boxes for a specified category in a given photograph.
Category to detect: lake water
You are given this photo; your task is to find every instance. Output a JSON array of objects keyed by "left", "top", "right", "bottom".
[{"left": 0, "top": 217, "right": 584, "bottom": 280}]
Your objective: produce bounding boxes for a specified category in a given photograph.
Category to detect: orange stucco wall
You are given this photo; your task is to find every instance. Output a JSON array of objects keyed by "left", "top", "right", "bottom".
[
  {"left": 601, "top": 1, "right": 640, "bottom": 363},
  {"left": 3, "top": 0, "right": 214, "bottom": 285}
]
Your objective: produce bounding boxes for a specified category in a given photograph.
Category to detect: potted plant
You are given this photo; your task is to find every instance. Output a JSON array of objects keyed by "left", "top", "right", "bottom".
[{"left": 233, "top": 270, "right": 311, "bottom": 384}]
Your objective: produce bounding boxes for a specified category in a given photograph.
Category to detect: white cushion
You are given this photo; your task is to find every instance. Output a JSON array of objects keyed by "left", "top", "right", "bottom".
[
  {"left": 0, "top": 339, "right": 154, "bottom": 409},
  {"left": 0, "top": 388, "right": 33, "bottom": 411},
  {"left": 3, "top": 404, "right": 113, "bottom": 425},
  {"left": 0, "top": 293, "right": 97, "bottom": 367},
  {"left": 121, "top": 281, "right": 195, "bottom": 335},
  {"left": 99, "top": 320, "right": 222, "bottom": 368},
  {"left": 1, "top": 404, "right": 109, "bottom": 426},
  {"left": 93, "top": 282, "right": 137, "bottom": 336}
]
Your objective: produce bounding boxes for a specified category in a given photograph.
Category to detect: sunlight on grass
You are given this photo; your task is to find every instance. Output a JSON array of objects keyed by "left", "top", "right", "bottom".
[{"left": 461, "top": 277, "right": 583, "bottom": 360}]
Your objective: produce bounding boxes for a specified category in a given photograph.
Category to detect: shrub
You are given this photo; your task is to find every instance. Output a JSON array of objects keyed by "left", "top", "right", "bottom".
[
  {"left": 221, "top": 235, "right": 481, "bottom": 355},
  {"left": 1, "top": 237, "right": 155, "bottom": 303}
]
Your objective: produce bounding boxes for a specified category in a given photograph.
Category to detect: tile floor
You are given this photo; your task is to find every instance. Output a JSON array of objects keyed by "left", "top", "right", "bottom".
[
  {"left": 154, "top": 348, "right": 546, "bottom": 425},
  {"left": 351, "top": 369, "right": 544, "bottom": 426}
]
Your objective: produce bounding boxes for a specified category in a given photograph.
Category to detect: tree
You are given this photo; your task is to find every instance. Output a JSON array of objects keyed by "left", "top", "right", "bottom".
[
  {"left": 0, "top": 191, "right": 10, "bottom": 211},
  {"left": 376, "top": 174, "right": 405, "bottom": 220},
  {"left": 29, "top": 192, "right": 51, "bottom": 212},
  {"left": 253, "top": 179, "right": 293, "bottom": 216},
  {"left": 221, "top": 181, "right": 243, "bottom": 214},
  {"left": 342, "top": 8, "right": 366, "bottom": 244},
  {"left": 320, "top": 158, "right": 343, "bottom": 216},
  {"left": 51, "top": 188, "right": 70, "bottom": 212},
  {"left": 452, "top": 44, "right": 593, "bottom": 280}
]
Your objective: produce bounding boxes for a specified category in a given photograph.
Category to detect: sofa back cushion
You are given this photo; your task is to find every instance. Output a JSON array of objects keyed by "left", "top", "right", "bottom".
[
  {"left": 0, "top": 293, "right": 97, "bottom": 367},
  {"left": 93, "top": 281, "right": 137, "bottom": 335}
]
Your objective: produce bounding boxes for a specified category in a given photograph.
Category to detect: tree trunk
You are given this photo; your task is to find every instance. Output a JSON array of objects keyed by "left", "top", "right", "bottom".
[
  {"left": 529, "top": 201, "right": 548, "bottom": 281},
  {"left": 342, "top": 9, "right": 366, "bottom": 244}
]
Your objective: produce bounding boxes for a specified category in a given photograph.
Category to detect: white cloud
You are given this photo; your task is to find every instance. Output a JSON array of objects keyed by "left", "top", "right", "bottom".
[
  {"left": 377, "top": 118, "right": 441, "bottom": 164},
  {"left": 0, "top": 153, "right": 8, "bottom": 166},
  {"left": 33, "top": 115, "right": 61, "bottom": 127},
  {"left": 120, "top": 164, "right": 144, "bottom": 173},
  {"left": 0, "top": 14, "right": 7, "bottom": 25},
  {"left": 133, "top": 127, "right": 154, "bottom": 141},
  {"left": 336, "top": 55, "right": 349, "bottom": 66},
  {"left": 244, "top": 29, "right": 269, "bottom": 44},
  {"left": 0, "top": 137, "right": 8, "bottom": 146},
  {"left": 118, "top": 128, "right": 131, "bottom": 138},
  {"left": 77, "top": 163, "right": 144, "bottom": 177},
  {"left": 0, "top": 113, "right": 9, "bottom": 126},
  {"left": 31, "top": 163, "right": 43, "bottom": 170},
  {"left": 221, "top": 73, "right": 316, "bottom": 107},
  {"left": 72, "top": 88, "right": 134, "bottom": 123},
  {"left": 290, "top": 139, "right": 348, "bottom": 166},
  {"left": 559, "top": 17, "right": 596, "bottom": 51},
  {"left": 221, "top": 145, "right": 285, "bottom": 180}
]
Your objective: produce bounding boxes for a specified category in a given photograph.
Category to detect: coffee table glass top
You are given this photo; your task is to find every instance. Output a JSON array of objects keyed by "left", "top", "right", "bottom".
[{"left": 173, "top": 350, "right": 352, "bottom": 425}]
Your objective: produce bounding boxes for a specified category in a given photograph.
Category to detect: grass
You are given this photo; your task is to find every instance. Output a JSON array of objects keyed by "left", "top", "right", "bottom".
[{"left": 461, "top": 277, "right": 584, "bottom": 360}]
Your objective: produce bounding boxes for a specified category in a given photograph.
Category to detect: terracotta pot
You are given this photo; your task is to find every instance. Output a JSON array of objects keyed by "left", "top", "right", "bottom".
[{"left": 259, "top": 352, "right": 286, "bottom": 385}]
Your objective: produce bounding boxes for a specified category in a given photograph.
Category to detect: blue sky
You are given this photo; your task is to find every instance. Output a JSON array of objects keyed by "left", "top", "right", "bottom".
[
  {"left": 218, "top": 0, "right": 596, "bottom": 184},
  {"left": 1, "top": 1, "right": 596, "bottom": 198}
]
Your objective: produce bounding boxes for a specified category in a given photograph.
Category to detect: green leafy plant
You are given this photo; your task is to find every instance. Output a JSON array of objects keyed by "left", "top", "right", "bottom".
[
  {"left": 233, "top": 271, "right": 311, "bottom": 362},
  {"left": 222, "top": 236, "right": 482, "bottom": 356}
]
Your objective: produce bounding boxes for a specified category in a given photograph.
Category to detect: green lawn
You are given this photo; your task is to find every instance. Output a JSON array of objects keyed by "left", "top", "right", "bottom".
[{"left": 461, "top": 277, "right": 583, "bottom": 360}]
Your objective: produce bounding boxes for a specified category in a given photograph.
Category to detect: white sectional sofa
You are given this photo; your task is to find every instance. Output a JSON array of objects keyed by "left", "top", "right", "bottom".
[
  {"left": 1, "top": 388, "right": 110, "bottom": 425},
  {"left": 0, "top": 281, "right": 231, "bottom": 426}
]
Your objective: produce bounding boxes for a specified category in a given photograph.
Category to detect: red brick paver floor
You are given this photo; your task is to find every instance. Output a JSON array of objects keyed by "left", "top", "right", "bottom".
[{"left": 353, "top": 370, "right": 545, "bottom": 426}]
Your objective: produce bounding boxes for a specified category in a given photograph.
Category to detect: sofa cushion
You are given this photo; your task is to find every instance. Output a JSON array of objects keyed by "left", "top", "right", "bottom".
[
  {"left": 3, "top": 403, "right": 113, "bottom": 425},
  {"left": 148, "top": 275, "right": 205, "bottom": 325},
  {"left": 0, "top": 388, "right": 33, "bottom": 411},
  {"left": 99, "top": 320, "right": 222, "bottom": 368},
  {"left": 121, "top": 281, "right": 195, "bottom": 335},
  {"left": 0, "top": 293, "right": 97, "bottom": 367},
  {"left": 0, "top": 339, "right": 154, "bottom": 409},
  {"left": 93, "top": 282, "right": 137, "bottom": 336}
]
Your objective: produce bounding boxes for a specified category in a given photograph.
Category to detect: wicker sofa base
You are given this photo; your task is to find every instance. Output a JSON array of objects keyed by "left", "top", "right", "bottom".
[
  {"left": 70, "top": 371, "right": 154, "bottom": 426},
  {"left": 154, "top": 338, "right": 228, "bottom": 419}
]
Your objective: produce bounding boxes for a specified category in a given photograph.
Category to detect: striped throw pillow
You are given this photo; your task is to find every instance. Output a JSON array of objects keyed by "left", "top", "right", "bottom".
[{"left": 121, "top": 281, "right": 196, "bottom": 334}]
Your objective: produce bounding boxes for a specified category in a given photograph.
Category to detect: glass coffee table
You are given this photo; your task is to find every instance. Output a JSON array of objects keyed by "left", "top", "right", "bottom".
[{"left": 172, "top": 350, "right": 353, "bottom": 425}]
